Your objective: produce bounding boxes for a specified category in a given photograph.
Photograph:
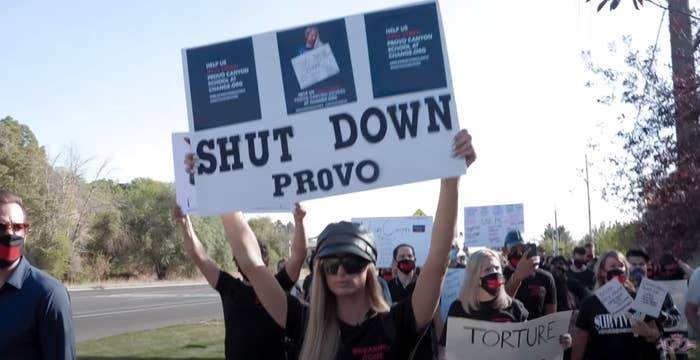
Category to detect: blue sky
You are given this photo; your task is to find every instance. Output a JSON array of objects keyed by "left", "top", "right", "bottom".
[{"left": 0, "top": 0, "right": 680, "bottom": 243}]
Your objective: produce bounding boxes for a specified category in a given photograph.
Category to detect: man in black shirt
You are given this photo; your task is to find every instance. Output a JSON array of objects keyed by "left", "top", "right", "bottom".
[
  {"left": 567, "top": 246, "right": 596, "bottom": 290},
  {"left": 173, "top": 204, "right": 307, "bottom": 360},
  {"left": 626, "top": 249, "right": 682, "bottom": 329},
  {"left": 550, "top": 256, "right": 591, "bottom": 311},
  {"left": 502, "top": 230, "right": 557, "bottom": 319},
  {"left": 387, "top": 244, "right": 441, "bottom": 360}
]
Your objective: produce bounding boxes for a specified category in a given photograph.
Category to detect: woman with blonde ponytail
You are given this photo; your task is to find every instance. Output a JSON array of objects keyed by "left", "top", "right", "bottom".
[{"left": 221, "top": 129, "right": 476, "bottom": 359}]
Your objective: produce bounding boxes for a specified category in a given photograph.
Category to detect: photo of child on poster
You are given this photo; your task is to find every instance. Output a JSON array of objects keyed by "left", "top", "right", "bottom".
[{"left": 277, "top": 19, "right": 357, "bottom": 115}]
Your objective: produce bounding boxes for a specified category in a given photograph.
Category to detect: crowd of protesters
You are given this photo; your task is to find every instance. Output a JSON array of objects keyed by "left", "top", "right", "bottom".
[{"left": 1, "top": 128, "right": 700, "bottom": 359}]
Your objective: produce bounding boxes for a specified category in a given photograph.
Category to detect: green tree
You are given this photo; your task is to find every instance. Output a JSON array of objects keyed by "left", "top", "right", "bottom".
[
  {"left": 585, "top": 222, "right": 638, "bottom": 254},
  {"left": 539, "top": 224, "right": 575, "bottom": 256},
  {"left": 121, "top": 179, "right": 185, "bottom": 280},
  {"left": 584, "top": 36, "right": 700, "bottom": 259},
  {"left": 247, "top": 216, "right": 294, "bottom": 271},
  {"left": 0, "top": 116, "right": 73, "bottom": 278},
  {"left": 190, "top": 215, "right": 233, "bottom": 273}
]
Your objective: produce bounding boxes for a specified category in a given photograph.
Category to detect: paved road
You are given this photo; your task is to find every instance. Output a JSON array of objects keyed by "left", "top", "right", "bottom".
[{"left": 70, "top": 284, "right": 222, "bottom": 341}]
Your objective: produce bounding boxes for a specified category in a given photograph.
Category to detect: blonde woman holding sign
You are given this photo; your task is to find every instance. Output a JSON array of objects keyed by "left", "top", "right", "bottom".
[
  {"left": 438, "top": 249, "right": 528, "bottom": 358},
  {"left": 439, "top": 249, "right": 571, "bottom": 359},
  {"left": 572, "top": 250, "right": 662, "bottom": 360},
  {"left": 220, "top": 129, "right": 476, "bottom": 360}
]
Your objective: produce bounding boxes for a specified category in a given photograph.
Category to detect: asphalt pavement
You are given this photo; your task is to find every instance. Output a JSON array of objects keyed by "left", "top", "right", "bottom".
[{"left": 70, "top": 283, "right": 222, "bottom": 341}]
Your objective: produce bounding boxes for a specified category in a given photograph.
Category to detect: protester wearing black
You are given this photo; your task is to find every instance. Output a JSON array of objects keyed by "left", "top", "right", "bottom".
[
  {"left": 502, "top": 230, "right": 557, "bottom": 319},
  {"left": 442, "top": 297, "right": 528, "bottom": 324},
  {"left": 567, "top": 246, "right": 596, "bottom": 290},
  {"left": 173, "top": 204, "right": 307, "bottom": 360},
  {"left": 439, "top": 248, "right": 573, "bottom": 358},
  {"left": 550, "top": 256, "right": 592, "bottom": 312},
  {"left": 221, "top": 129, "right": 476, "bottom": 360},
  {"left": 627, "top": 249, "right": 682, "bottom": 328},
  {"left": 387, "top": 244, "right": 440, "bottom": 360},
  {"left": 439, "top": 249, "right": 528, "bottom": 350},
  {"left": 627, "top": 249, "right": 685, "bottom": 360},
  {"left": 217, "top": 269, "right": 296, "bottom": 359},
  {"left": 572, "top": 250, "right": 662, "bottom": 360}
]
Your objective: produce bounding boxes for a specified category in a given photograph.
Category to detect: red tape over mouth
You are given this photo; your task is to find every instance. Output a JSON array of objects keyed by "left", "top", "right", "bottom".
[{"left": 0, "top": 244, "right": 21, "bottom": 260}]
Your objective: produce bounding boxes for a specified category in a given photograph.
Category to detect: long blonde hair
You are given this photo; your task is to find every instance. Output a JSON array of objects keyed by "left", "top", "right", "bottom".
[
  {"left": 299, "top": 260, "right": 390, "bottom": 360},
  {"left": 458, "top": 249, "right": 512, "bottom": 314},
  {"left": 595, "top": 250, "right": 635, "bottom": 292}
]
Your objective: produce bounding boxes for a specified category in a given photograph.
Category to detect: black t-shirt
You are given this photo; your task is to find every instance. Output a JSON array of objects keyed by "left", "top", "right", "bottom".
[
  {"left": 439, "top": 299, "right": 529, "bottom": 346},
  {"left": 386, "top": 278, "right": 437, "bottom": 360},
  {"left": 554, "top": 273, "right": 592, "bottom": 312},
  {"left": 387, "top": 278, "right": 415, "bottom": 303},
  {"left": 567, "top": 268, "right": 596, "bottom": 290},
  {"left": 503, "top": 267, "right": 556, "bottom": 319},
  {"left": 286, "top": 296, "right": 424, "bottom": 359},
  {"left": 575, "top": 291, "right": 662, "bottom": 360},
  {"left": 216, "top": 269, "right": 295, "bottom": 360}
]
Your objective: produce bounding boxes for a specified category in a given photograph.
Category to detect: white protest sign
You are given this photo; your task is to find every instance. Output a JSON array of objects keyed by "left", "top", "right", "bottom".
[
  {"left": 464, "top": 204, "right": 524, "bottom": 248},
  {"left": 351, "top": 216, "right": 432, "bottom": 268},
  {"left": 595, "top": 279, "right": 634, "bottom": 316},
  {"left": 291, "top": 43, "right": 340, "bottom": 89},
  {"left": 182, "top": 1, "right": 464, "bottom": 215},
  {"left": 441, "top": 268, "right": 467, "bottom": 321},
  {"left": 631, "top": 277, "right": 669, "bottom": 318},
  {"left": 446, "top": 311, "right": 572, "bottom": 360},
  {"left": 172, "top": 133, "right": 198, "bottom": 214},
  {"left": 661, "top": 280, "right": 688, "bottom": 332}
]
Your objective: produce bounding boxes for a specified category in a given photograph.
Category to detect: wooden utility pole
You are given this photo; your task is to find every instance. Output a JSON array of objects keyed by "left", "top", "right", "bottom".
[{"left": 668, "top": 0, "right": 699, "bottom": 169}]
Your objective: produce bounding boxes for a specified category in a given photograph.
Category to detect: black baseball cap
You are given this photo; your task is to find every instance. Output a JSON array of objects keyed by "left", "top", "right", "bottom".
[
  {"left": 504, "top": 230, "right": 525, "bottom": 250},
  {"left": 316, "top": 221, "right": 377, "bottom": 263}
]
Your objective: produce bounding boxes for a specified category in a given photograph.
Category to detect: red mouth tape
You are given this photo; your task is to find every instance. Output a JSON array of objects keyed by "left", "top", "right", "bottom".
[{"left": 0, "top": 244, "right": 21, "bottom": 260}]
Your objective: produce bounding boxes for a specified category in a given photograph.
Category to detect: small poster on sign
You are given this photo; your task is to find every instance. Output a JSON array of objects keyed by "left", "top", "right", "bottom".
[
  {"left": 595, "top": 279, "right": 634, "bottom": 316},
  {"left": 630, "top": 277, "right": 668, "bottom": 318},
  {"left": 291, "top": 43, "right": 340, "bottom": 89}
]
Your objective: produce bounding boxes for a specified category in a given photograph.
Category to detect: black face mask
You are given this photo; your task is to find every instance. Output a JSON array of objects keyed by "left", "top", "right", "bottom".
[
  {"left": 480, "top": 272, "right": 504, "bottom": 297},
  {"left": 397, "top": 259, "right": 415, "bottom": 275},
  {"left": 606, "top": 268, "right": 626, "bottom": 284},
  {"left": 507, "top": 253, "right": 521, "bottom": 268},
  {"left": 630, "top": 267, "right": 645, "bottom": 287},
  {"left": 0, "top": 234, "right": 24, "bottom": 269},
  {"left": 573, "top": 259, "right": 587, "bottom": 269}
]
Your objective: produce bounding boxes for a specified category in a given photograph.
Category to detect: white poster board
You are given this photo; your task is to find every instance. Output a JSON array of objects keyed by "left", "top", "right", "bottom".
[
  {"left": 441, "top": 268, "right": 467, "bottom": 321},
  {"left": 464, "top": 204, "right": 524, "bottom": 248},
  {"left": 351, "top": 216, "right": 432, "bottom": 268},
  {"left": 172, "top": 133, "right": 198, "bottom": 214},
  {"left": 291, "top": 43, "right": 340, "bottom": 89},
  {"left": 445, "top": 311, "right": 572, "bottom": 360},
  {"left": 595, "top": 279, "right": 634, "bottom": 316},
  {"left": 631, "top": 277, "right": 668, "bottom": 318},
  {"left": 182, "top": 1, "right": 464, "bottom": 215}
]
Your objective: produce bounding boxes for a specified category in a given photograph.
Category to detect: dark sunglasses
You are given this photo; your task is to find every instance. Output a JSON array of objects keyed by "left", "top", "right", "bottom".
[
  {"left": 322, "top": 256, "right": 369, "bottom": 275},
  {"left": 0, "top": 222, "right": 29, "bottom": 233}
]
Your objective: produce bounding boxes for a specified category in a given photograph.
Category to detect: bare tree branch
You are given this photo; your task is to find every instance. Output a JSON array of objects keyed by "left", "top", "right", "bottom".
[{"left": 693, "top": 27, "right": 700, "bottom": 52}]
